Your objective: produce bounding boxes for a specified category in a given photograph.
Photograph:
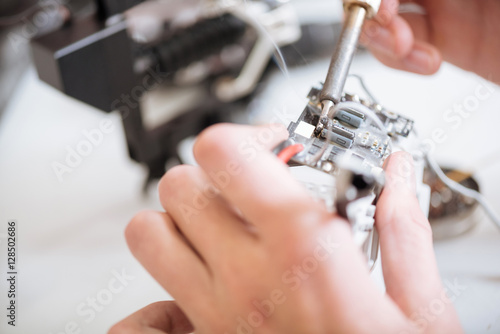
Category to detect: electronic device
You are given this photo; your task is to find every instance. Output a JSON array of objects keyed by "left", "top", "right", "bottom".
[
  {"left": 31, "top": 0, "right": 301, "bottom": 186},
  {"left": 278, "top": 81, "right": 430, "bottom": 269}
]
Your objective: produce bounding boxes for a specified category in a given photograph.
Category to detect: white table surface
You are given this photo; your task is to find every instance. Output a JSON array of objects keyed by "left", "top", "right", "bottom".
[{"left": 1, "top": 51, "right": 500, "bottom": 334}]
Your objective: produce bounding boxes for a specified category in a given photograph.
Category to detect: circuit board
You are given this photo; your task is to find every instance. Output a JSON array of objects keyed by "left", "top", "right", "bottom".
[
  {"left": 287, "top": 85, "right": 414, "bottom": 177},
  {"left": 283, "top": 84, "right": 418, "bottom": 269}
]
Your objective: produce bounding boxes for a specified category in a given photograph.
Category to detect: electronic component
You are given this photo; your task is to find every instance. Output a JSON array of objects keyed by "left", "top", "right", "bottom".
[
  {"left": 288, "top": 86, "right": 412, "bottom": 172},
  {"left": 279, "top": 0, "right": 427, "bottom": 269},
  {"left": 285, "top": 84, "right": 422, "bottom": 269}
]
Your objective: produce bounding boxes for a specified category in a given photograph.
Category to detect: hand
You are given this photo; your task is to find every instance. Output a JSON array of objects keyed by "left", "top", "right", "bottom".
[
  {"left": 112, "top": 124, "right": 462, "bottom": 334},
  {"left": 361, "top": 0, "right": 500, "bottom": 79},
  {"left": 109, "top": 301, "right": 193, "bottom": 334}
]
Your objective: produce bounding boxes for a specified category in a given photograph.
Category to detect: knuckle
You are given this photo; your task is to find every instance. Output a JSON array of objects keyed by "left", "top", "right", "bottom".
[
  {"left": 159, "top": 166, "right": 203, "bottom": 209},
  {"left": 125, "top": 210, "right": 157, "bottom": 250},
  {"left": 388, "top": 203, "right": 433, "bottom": 247},
  {"left": 193, "top": 123, "right": 234, "bottom": 163},
  {"left": 410, "top": 213, "right": 433, "bottom": 240},
  {"left": 271, "top": 228, "right": 316, "bottom": 264},
  {"left": 159, "top": 165, "right": 194, "bottom": 196},
  {"left": 108, "top": 322, "right": 135, "bottom": 334}
]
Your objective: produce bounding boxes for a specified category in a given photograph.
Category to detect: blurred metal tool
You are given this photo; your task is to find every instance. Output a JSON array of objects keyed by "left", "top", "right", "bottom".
[{"left": 319, "top": 0, "right": 381, "bottom": 119}]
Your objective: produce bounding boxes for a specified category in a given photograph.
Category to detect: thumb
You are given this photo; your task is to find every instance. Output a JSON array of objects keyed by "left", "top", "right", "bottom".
[
  {"left": 109, "top": 301, "right": 194, "bottom": 334},
  {"left": 376, "top": 152, "right": 460, "bottom": 331}
]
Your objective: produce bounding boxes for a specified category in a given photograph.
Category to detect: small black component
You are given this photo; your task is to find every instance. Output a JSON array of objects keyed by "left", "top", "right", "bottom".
[
  {"left": 335, "top": 169, "right": 383, "bottom": 219},
  {"left": 327, "top": 146, "right": 345, "bottom": 162},
  {"left": 352, "top": 174, "right": 370, "bottom": 191},
  {"left": 378, "top": 109, "right": 414, "bottom": 138},
  {"left": 309, "top": 138, "right": 324, "bottom": 154},
  {"left": 312, "top": 138, "right": 324, "bottom": 148},
  {"left": 393, "top": 117, "right": 414, "bottom": 137},
  {"left": 335, "top": 108, "right": 365, "bottom": 128},
  {"left": 96, "top": 0, "right": 143, "bottom": 19},
  {"left": 330, "top": 124, "right": 355, "bottom": 140},
  {"left": 320, "top": 127, "right": 354, "bottom": 149},
  {"left": 309, "top": 145, "right": 320, "bottom": 154}
]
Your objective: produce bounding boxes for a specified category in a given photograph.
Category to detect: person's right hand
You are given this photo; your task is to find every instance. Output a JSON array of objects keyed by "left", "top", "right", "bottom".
[{"left": 361, "top": 0, "right": 500, "bottom": 80}]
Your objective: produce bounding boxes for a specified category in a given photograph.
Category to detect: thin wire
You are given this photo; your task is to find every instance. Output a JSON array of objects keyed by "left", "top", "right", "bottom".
[
  {"left": 348, "top": 74, "right": 379, "bottom": 104},
  {"left": 277, "top": 143, "right": 304, "bottom": 163},
  {"left": 242, "top": 0, "right": 290, "bottom": 79},
  {"left": 413, "top": 126, "right": 500, "bottom": 230},
  {"left": 426, "top": 153, "right": 500, "bottom": 231},
  {"left": 342, "top": 73, "right": 500, "bottom": 229},
  {"left": 453, "top": 147, "right": 500, "bottom": 180}
]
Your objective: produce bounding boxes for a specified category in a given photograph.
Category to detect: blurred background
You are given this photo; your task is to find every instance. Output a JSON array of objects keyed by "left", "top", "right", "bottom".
[{"left": 0, "top": 0, "right": 500, "bottom": 333}]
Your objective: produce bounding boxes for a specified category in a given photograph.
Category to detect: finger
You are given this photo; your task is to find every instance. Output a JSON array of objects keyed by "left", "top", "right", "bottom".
[
  {"left": 369, "top": 39, "right": 442, "bottom": 74},
  {"left": 301, "top": 223, "right": 412, "bottom": 332},
  {"left": 109, "top": 301, "right": 193, "bottom": 334},
  {"left": 377, "top": 0, "right": 426, "bottom": 27},
  {"left": 399, "top": 11, "right": 431, "bottom": 42},
  {"left": 125, "top": 211, "right": 213, "bottom": 319},
  {"left": 361, "top": 15, "right": 414, "bottom": 59},
  {"left": 361, "top": 4, "right": 442, "bottom": 75},
  {"left": 375, "top": 0, "right": 400, "bottom": 26},
  {"left": 193, "top": 124, "right": 330, "bottom": 238},
  {"left": 376, "top": 152, "right": 460, "bottom": 327},
  {"left": 158, "top": 165, "right": 256, "bottom": 265}
]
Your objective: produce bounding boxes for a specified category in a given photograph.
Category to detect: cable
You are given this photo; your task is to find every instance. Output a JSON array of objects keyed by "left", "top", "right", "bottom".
[
  {"left": 278, "top": 144, "right": 304, "bottom": 163},
  {"left": 325, "top": 74, "right": 500, "bottom": 231},
  {"left": 242, "top": 0, "right": 290, "bottom": 79},
  {"left": 348, "top": 74, "right": 379, "bottom": 104},
  {"left": 426, "top": 153, "right": 500, "bottom": 230}
]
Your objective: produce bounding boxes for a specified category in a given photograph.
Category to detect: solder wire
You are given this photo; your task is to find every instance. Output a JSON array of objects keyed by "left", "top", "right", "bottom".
[{"left": 241, "top": 0, "right": 290, "bottom": 79}]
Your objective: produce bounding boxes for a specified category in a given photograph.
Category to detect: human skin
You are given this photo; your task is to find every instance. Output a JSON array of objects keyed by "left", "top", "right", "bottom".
[
  {"left": 360, "top": 0, "right": 500, "bottom": 80},
  {"left": 109, "top": 124, "right": 462, "bottom": 334}
]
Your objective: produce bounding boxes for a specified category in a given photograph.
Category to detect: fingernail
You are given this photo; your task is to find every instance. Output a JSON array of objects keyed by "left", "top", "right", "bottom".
[
  {"left": 403, "top": 46, "right": 441, "bottom": 74},
  {"left": 362, "top": 22, "right": 395, "bottom": 56},
  {"left": 385, "top": 152, "right": 416, "bottom": 194}
]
